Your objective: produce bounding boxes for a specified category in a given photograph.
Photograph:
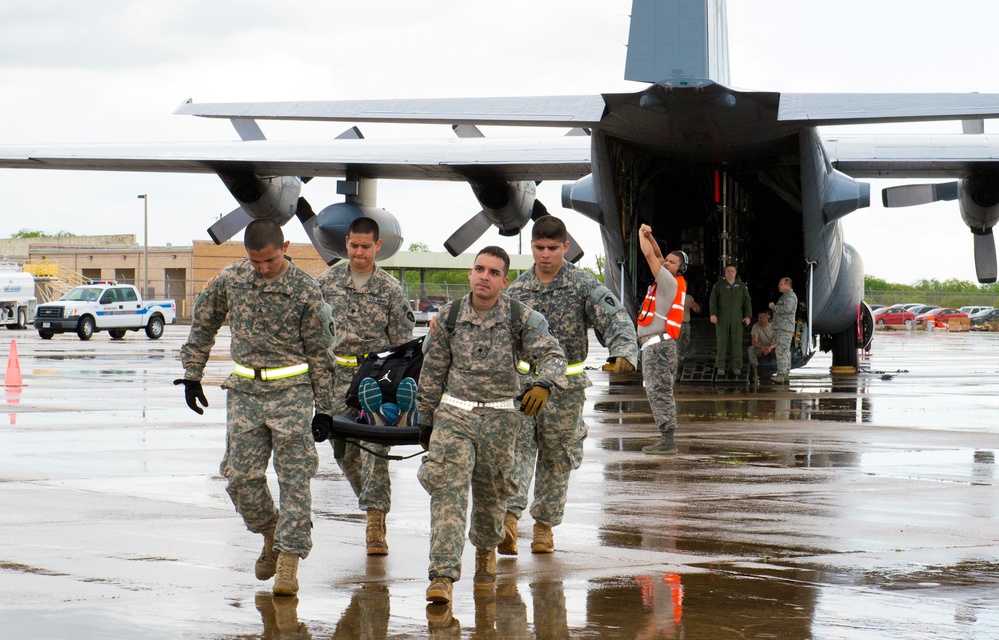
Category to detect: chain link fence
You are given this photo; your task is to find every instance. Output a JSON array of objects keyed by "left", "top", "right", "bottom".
[{"left": 865, "top": 290, "right": 999, "bottom": 310}]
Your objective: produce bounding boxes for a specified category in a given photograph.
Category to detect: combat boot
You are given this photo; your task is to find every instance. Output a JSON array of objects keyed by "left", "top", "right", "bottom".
[
  {"left": 642, "top": 431, "right": 677, "bottom": 455},
  {"left": 255, "top": 528, "right": 278, "bottom": 580},
  {"left": 473, "top": 547, "right": 497, "bottom": 591},
  {"left": 531, "top": 521, "right": 555, "bottom": 554},
  {"left": 497, "top": 511, "right": 519, "bottom": 555},
  {"left": 771, "top": 373, "right": 789, "bottom": 384},
  {"left": 426, "top": 576, "right": 454, "bottom": 603},
  {"left": 272, "top": 552, "right": 300, "bottom": 597},
  {"left": 366, "top": 509, "right": 388, "bottom": 555}
]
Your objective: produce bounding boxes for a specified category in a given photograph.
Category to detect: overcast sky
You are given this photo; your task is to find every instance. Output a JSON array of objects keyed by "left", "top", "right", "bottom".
[{"left": 1, "top": 0, "right": 997, "bottom": 284}]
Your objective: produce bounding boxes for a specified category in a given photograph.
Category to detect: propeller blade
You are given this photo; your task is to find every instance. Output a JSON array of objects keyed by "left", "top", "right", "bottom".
[
  {"left": 564, "top": 231, "right": 585, "bottom": 264},
  {"left": 974, "top": 230, "right": 998, "bottom": 283},
  {"left": 207, "top": 206, "right": 254, "bottom": 244},
  {"left": 881, "top": 182, "right": 958, "bottom": 208},
  {"left": 295, "top": 197, "right": 340, "bottom": 265},
  {"left": 530, "top": 199, "right": 549, "bottom": 221},
  {"left": 529, "top": 200, "right": 584, "bottom": 262},
  {"left": 444, "top": 211, "right": 492, "bottom": 256}
]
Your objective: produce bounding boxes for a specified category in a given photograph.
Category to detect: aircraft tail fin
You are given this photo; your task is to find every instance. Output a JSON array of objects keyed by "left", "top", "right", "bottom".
[{"left": 624, "top": 0, "right": 730, "bottom": 85}]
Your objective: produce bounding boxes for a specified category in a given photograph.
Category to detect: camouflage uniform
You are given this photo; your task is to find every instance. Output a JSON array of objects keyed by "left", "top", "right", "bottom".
[
  {"left": 506, "top": 262, "right": 637, "bottom": 527},
  {"left": 317, "top": 261, "right": 415, "bottom": 512},
  {"left": 637, "top": 267, "right": 680, "bottom": 433},
  {"left": 772, "top": 288, "right": 798, "bottom": 376},
  {"left": 416, "top": 294, "right": 566, "bottom": 582},
  {"left": 181, "top": 258, "right": 334, "bottom": 559}
]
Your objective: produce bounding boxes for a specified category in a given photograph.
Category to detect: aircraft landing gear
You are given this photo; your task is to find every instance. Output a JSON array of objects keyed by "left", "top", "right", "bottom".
[{"left": 830, "top": 322, "right": 859, "bottom": 373}]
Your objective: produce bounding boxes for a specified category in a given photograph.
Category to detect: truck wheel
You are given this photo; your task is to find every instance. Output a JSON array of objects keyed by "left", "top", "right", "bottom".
[
  {"left": 109, "top": 329, "right": 127, "bottom": 340},
  {"left": 77, "top": 316, "right": 95, "bottom": 341},
  {"left": 39, "top": 330, "right": 54, "bottom": 340},
  {"left": 145, "top": 316, "right": 164, "bottom": 339},
  {"left": 7, "top": 308, "right": 28, "bottom": 330}
]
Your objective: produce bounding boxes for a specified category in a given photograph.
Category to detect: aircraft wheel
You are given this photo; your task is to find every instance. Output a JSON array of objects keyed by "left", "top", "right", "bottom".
[
  {"left": 77, "top": 316, "right": 95, "bottom": 341},
  {"left": 145, "top": 316, "right": 164, "bottom": 339},
  {"left": 831, "top": 321, "right": 859, "bottom": 370}
]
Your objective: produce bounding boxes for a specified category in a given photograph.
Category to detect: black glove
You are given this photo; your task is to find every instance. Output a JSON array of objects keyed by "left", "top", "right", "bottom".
[
  {"left": 173, "top": 379, "right": 208, "bottom": 415},
  {"left": 418, "top": 425, "right": 433, "bottom": 451},
  {"left": 311, "top": 413, "right": 333, "bottom": 443}
]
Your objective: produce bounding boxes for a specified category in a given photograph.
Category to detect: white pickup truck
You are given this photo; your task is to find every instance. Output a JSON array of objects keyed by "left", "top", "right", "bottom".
[{"left": 34, "top": 281, "right": 176, "bottom": 341}]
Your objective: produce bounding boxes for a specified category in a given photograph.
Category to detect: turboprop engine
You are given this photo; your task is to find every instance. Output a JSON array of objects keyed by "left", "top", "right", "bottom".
[{"left": 313, "top": 203, "right": 404, "bottom": 261}]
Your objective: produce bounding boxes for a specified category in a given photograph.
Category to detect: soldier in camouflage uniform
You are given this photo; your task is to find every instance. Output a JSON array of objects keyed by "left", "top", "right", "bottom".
[
  {"left": 316, "top": 217, "right": 415, "bottom": 555},
  {"left": 416, "top": 246, "right": 566, "bottom": 605},
  {"left": 768, "top": 277, "right": 798, "bottom": 384},
  {"left": 503, "top": 215, "right": 637, "bottom": 555},
  {"left": 178, "top": 219, "right": 335, "bottom": 597},
  {"left": 636, "top": 224, "right": 685, "bottom": 455}
]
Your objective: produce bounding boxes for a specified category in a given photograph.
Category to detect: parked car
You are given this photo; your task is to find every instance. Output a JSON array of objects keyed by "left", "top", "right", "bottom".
[
  {"left": 905, "top": 304, "right": 936, "bottom": 317},
  {"left": 915, "top": 307, "right": 968, "bottom": 327},
  {"left": 902, "top": 303, "right": 927, "bottom": 311},
  {"left": 867, "top": 303, "right": 886, "bottom": 311},
  {"left": 969, "top": 308, "right": 999, "bottom": 327},
  {"left": 412, "top": 303, "right": 441, "bottom": 326},
  {"left": 960, "top": 305, "right": 994, "bottom": 316},
  {"left": 873, "top": 306, "right": 915, "bottom": 328}
]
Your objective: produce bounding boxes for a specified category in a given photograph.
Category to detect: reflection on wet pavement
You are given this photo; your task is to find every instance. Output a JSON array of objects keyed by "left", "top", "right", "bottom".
[{"left": 2, "top": 327, "right": 999, "bottom": 638}]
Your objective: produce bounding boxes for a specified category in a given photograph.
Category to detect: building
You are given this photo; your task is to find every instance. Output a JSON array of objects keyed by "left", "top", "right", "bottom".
[{"left": 3, "top": 235, "right": 535, "bottom": 320}]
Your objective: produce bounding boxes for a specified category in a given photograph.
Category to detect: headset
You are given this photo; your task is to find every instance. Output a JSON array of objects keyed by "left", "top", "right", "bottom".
[{"left": 672, "top": 250, "right": 689, "bottom": 275}]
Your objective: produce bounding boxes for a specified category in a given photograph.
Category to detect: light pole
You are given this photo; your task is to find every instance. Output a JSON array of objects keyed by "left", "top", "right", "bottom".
[{"left": 137, "top": 194, "right": 148, "bottom": 296}]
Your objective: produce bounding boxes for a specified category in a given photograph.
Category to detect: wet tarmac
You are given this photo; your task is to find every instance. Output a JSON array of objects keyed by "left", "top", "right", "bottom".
[{"left": 1, "top": 326, "right": 997, "bottom": 639}]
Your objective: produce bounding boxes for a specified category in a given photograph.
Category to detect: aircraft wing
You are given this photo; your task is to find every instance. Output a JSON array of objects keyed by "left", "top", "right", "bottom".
[
  {"left": 174, "top": 95, "right": 607, "bottom": 127},
  {"left": 780, "top": 93, "right": 999, "bottom": 126},
  {"left": 0, "top": 136, "right": 591, "bottom": 182},
  {"left": 822, "top": 134, "right": 999, "bottom": 179}
]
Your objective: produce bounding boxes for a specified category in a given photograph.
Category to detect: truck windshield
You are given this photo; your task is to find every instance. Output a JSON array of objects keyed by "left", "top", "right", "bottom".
[{"left": 61, "top": 287, "right": 103, "bottom": 302}]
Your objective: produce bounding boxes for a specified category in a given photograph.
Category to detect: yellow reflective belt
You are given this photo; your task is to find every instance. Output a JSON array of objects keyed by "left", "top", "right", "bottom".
[
  {"left": 517, "top": 360, "right": 585, "bottom": 376},
  {"left": 335, "top": 355, "right": 359, "bottom": 367},
  {"left": 233, "top": 362, "right": 309, "bottom": 380}
]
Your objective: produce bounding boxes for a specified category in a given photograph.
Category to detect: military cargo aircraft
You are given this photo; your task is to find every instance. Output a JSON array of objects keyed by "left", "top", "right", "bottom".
[{"left": 3, "top": 0, "right": 999, "bottom": 371}]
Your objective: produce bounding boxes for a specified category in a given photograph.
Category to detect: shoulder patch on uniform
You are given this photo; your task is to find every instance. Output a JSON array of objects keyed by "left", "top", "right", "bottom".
[
  {"left": 203, "top": 275, "right": 216, "bottom": 290},
  {"left": 605, "top": 295, "right": 616, "bottom": 307},
  {"left": 407, "top": 310, "right": 415, "bottom": 323},
  {"left": 428, "top": 316, "right": 438, "bottom": 335}
]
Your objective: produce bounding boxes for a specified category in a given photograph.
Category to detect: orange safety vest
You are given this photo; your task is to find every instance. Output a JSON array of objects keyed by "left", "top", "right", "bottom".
[
  {"left": 637, "top": 275, "right": 687, "bottom": 339},
  {"left": 637, "top": 284, "right": 658, "bottom": 326}
]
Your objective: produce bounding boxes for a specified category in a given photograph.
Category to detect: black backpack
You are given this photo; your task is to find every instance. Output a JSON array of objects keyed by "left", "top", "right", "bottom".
[
  {"left": 345, "top": 336, "right": 426, "bottom": 410},
  {"left": 343, "top": 295, "right": 524, "bottom": 410}
]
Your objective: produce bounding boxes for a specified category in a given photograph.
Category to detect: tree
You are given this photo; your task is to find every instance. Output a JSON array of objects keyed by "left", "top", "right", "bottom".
[
  {"left": 408, "top": 242, "right": 429, "bottom": 252},
  {"left": 9, "top": 229, "right": 75, "bottom": 238},
  {"left": 582, "top": 254, "right": 605, "bottom": 283}
]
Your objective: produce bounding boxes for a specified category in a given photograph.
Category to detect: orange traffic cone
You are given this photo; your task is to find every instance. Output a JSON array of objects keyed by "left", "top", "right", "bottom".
[{"left": 4, "top": 340, "right": 24, "bottom": 387}]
